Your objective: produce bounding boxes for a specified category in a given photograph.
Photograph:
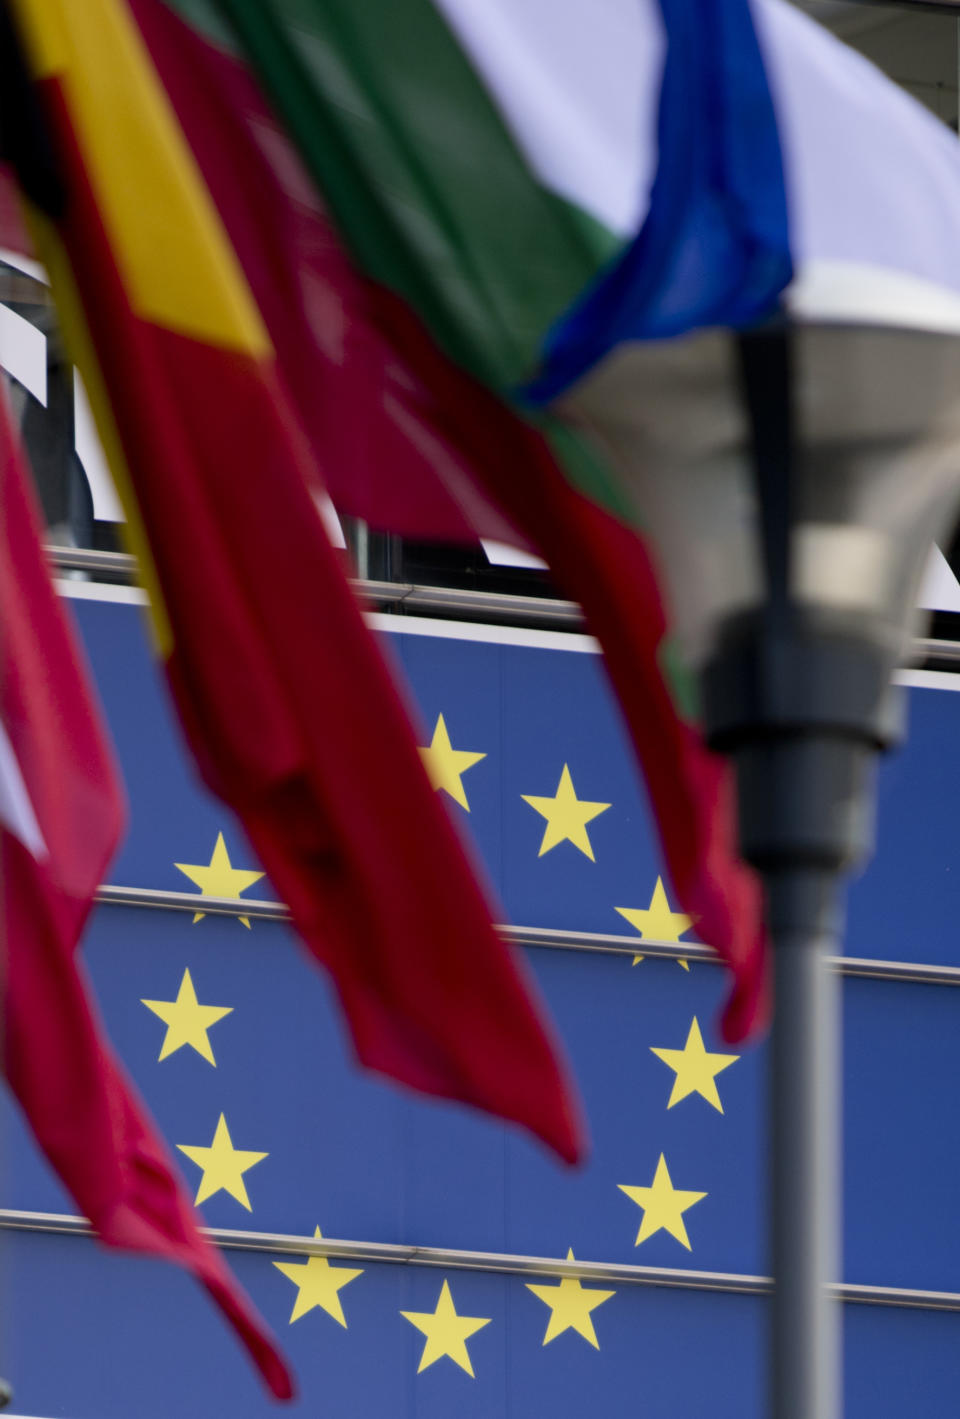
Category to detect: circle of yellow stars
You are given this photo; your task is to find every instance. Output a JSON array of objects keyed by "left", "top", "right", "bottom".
[{"left": 142, "top": 788, "right": 736, "bottom": 1373}]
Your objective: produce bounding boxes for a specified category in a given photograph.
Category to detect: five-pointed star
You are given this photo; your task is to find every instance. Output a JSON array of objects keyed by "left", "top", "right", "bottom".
[
  {"left": 176, "top": 1113, "right": 268, "bottom": 1211},
  {"left": 141, "top": 967, "right": 233, "bottom": 1066},
  {"left": 651, "top": 1015, "right": 740, "bottom": 1113},
  {"left": 615, "top": 875, "right": 693, "bottom": 968},
  {"left": 525, "top": 1249, "right": 615, "bottom": 1349},
  {"left": 418, "top": 713, "right": 487, "bottom": 811},
  {"left": 400, "top": 1279, "right": 491, "bottom": 1376},
  {"left": 273, "top": 1227, "right": 363, "bottom": 1327},
  {"left": 522, "top": 764, "right": 611, "bottom": 860},
  {"left": 175, "top": 831, "right": 265, "bottom": 928},
  {"left": 618, "top": 1154, "right": 707, "bottom": 1250}
]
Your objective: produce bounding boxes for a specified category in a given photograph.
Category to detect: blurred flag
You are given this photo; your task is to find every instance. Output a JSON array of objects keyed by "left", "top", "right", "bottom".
[
  {"left": 159, "top": 0, "right": 960, "bottom": 1036},
  {"left": 0, "top": 392, "right": 292, "bottom": 1399},
  {"left": 138, "top": 0, "right": 769, "bottom": 1037},
  {"left": 1, "top": 0, "right": 582, "bottom": 1170}
]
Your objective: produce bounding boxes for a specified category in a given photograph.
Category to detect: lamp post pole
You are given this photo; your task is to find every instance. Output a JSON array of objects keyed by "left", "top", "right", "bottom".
[
  {"left": 767, "top": 866, "right": 842, "bottom": 1419},
  {"left": 703, "top": 327, "right": 902, "bottom": 1419}
]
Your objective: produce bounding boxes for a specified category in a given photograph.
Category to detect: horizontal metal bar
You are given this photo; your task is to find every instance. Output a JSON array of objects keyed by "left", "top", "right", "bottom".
[
  {"left": 46, "top": 546, "right": 586, "bottom": 629},
  {"left": 96, "top": 882, "right": 290, "bottom": 920},
  {"left": 502, "top": 922, "right": 716, "bottom": 964},
  {"left": 361, "top": 578, "right": 586, "bottom": 628},
  {"left": 0, "top": 1208, "right": 955, "bottom": 1311},
  {"left": 834, "top": 956, "right": 960, "bottom": 987},
  {"left": 47, "top": 546, "right": 135, "bottom": 578},
  {"left": 912, "top": 637, "right": 960, "bottom": 666},
  {"left": 45, "top": 546, "right": 960, "bottom": 656},
  {"left": 93, "top": 883, "right": 960, "bottom": 986}
]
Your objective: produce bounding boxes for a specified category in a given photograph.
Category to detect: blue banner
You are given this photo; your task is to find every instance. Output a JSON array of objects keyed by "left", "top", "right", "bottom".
[{"left": 1, "top": 590, "right": 958, "bottom": 1416}]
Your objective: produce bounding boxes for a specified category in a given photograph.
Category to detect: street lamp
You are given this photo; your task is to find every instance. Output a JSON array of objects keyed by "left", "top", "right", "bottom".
[{"left": 564, "top": 313, "right": 960, "bottom": 1419}]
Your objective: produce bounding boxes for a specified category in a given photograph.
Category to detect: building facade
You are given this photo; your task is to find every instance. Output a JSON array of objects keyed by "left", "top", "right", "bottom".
[{"left": 2, "top": 3, "right": 960, "bottom": 1415}]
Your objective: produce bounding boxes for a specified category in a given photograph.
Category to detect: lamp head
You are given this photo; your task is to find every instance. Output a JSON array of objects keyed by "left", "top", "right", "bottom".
[
  {"left": 564, "top": 323, "right": 960, "bottom": 676},
  {"left": 559, "top": 319, "right": 960, "bottom": 875}
]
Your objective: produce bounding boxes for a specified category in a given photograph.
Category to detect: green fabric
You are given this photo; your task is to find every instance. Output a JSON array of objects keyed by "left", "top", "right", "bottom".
[
  {"left": 166, "top": 0, "right": 650, "bottom": 531},
  {"left": 659, "top": 637, "right": 701, "bottom": 722},
  {"left": 163, "top": 0, "right": 238, "bottom": 50},
  {"left": 209, "top": 0, "right": 619, "bottom": 393},
  {"left": 542, "top": 421, "right": 637, "bottom": 528}
]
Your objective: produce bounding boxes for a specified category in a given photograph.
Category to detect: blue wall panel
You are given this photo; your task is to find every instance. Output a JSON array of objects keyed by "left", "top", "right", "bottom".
[
  {"left": 3, "top": 1230, "right": 960, "bottom": 1419},
  {"left": 74, "top": 596, "right": 960, "bottom": 965},
  {"left": 3, "top": 592, "right": 959, "bottom": 1414}
]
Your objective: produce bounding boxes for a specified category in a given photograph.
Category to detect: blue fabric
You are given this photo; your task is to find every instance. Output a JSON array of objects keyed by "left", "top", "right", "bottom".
[{"left": 523, "top": 0, "right": 793, "bottom": 405}]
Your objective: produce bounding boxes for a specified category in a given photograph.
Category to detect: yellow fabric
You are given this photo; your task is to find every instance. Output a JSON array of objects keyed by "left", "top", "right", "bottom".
[
  {"left": 25, "top": 207, "right": 175, "bottom": 657},
  {"left": 10, "top": 0, "right": 270, "bottom": 355}
]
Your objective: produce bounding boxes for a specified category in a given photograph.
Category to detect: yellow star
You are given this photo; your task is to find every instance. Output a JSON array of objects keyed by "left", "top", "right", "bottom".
[
  {"left": 418, "top": 714, "right": 486, "bottom": 811},
  {"left": 522, "top": 764, "right": 611, "bottom": 860},
  {"left": 616, "top": 875, "right": 693, "bottom": 968},
  {"left": 525, "top": 1249, "right": 615, "bottom": 1349},
  {"left": 400, "top": 1279, "right": 491, "bottom": 1376},
  {"left": 651, "top": 1016, "right": 740, "bottom": 1113},
  {"left": 175, "top": 831, "right": 265, "bottom": 927},
  {"left": 618, "top": 1154, "right": 707, "bottom": 1250},
  {"left": 273, "top": 1227, "right": 363, "bottom": 1327},
  {"left": 176, "top": 1113, "right": 268, "bottom": 1211},
  {"left": 141, "top": 968, "right": 233, "bottom": 1066}
]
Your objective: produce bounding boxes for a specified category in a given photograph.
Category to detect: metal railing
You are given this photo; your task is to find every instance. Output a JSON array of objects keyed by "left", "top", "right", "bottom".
[
  {"left": 93, "top": 882, "right": 960, "bottom": 988},
  {"left": 0, "top": 1206, "right": 955, "bottom": 1311}
]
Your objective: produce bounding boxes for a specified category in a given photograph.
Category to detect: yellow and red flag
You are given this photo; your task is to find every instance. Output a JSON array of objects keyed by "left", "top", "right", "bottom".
[{"left": 4, "top": 0, "right": 581, "bottom": 1166}]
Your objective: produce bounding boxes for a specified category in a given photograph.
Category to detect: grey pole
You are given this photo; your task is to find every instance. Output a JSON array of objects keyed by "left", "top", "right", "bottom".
[
  {"left": 767, "top": 868, "right": 842, "bottom": 1419},
  {"left": 703, "top": 326, "right": 900, "bottom": 1419},
  {"left": 717, "top": 723, "right": 870, "bottom": 1419}
]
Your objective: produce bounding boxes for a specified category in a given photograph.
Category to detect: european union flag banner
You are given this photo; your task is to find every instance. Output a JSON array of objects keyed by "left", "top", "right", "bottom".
[{"left": 2, "top": 587, "right": 960, "bottom": 1416}]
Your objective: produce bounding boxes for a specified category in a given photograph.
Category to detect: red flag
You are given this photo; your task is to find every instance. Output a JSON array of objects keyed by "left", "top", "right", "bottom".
[
  {"left": 127, "top": 0, "right": 527, "bottom": 551},
  {"left": 0, "top": 394, "right": 293, "bottom": 1399},
  {"left": 0, "top": 165, "right": 30, "bottom": 258},
  {"left": 4, "top": 0, "right": 582, "bottom": 1162},
  {"left": 131, "top": 0, "right": 766, "bottom": 1041}
]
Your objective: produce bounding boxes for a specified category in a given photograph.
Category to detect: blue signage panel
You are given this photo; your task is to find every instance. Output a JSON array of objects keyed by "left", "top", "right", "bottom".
[
  {"left": 2, "top": 906, "right": 763, "bottom": 1269},
  {"left": 2, "top": 1230, "right": 960, "bottom": 1419},
  {"left": 2, "top": 590, "right": 959, "bottom": 1415},
  {"left": 847, "top": 677, "right": 960, "bottom": 964},
  {"left": 72, "top": 593, "right": 960, "bottom": 965},
  {"left": 3, "top": 903, "right": 959, "bottom": 1290},
  {"left": 3, "top": 1231, "right": 762, "bottom": 1419}
]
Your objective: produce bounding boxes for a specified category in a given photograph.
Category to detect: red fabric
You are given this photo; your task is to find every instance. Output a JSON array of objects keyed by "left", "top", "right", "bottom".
[
  {"left": 33, "top": 75, "right": 583, "bottom": 1169},
  {"left": 137, "top": 1, "right": 766, "bottom": 1042},
  {"left": 131, "top": 0, "right": 523, "bottom": 550},
  {"left": 465, "top": 448, "right": 768, "bottom": 1041},
  {"left": 0, "top": 398, "right": 294, "bottom": 1400},
  {"left": 340, "top": 293, "right": 768, "bottom": 1041},
  {"left": 0, "top": 162, "right": 31, "bottom": 258}
]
